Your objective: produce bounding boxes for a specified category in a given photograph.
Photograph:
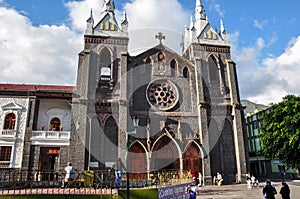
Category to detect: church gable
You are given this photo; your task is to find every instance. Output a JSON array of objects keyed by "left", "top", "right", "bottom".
[
  {"left": 199, "top": 24, "right": 220, "bottom": 41},
  {"left": 128, "top": 44, "right": 196, "bottom": 113},
  {"left": 94, "top": 13, "right": 119, "bottom": 32}
]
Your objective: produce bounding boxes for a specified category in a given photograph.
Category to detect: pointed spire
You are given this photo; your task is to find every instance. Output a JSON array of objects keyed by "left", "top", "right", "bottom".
[
  {"left": 190, "top": 16, "right": 194, "bottom": 30},
  {"left": 196, "top": 0, "right": 202, "bottom": 7},
  {"left": 102, "top": 0, "right": 115, "bottom": 13},
  {"left": 195, "top": 0, "right": 206, "bottom": 20},
  {"left": 194, "top": 0, "right": 208, "bottom": 36},
  {"left": 121, "top": 11, "right": 128, "bottom": 25},
  {"left": 121, "top": 11, "right": 128, "bottom": 32},
  {"left": 85, "top": 9, "right": 94, "bottom": 35},
  {"left": 220, "top": 19, "right": 226, "bottom": 34},
  {"left": 87, "top": 9, "right": 94, "bottom": 23}
]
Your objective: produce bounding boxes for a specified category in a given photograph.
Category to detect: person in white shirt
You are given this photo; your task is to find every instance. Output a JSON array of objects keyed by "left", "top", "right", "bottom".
[
  {"left": 61, "top": 162, "right": 75, "bottom": 188},
  {"left": 217, "top": 172, "right": 223, "bottom": 186}
]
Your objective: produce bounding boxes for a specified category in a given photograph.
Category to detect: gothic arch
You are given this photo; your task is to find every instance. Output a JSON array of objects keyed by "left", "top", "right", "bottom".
[
  {"left": 102, "top": 116, "right": 119, "bottom": 165},
  {"left": 208, "top": 118, "right": 222, "bottom": 176},
  {"left": 183, "top": 66, "right": 190, "bottom": 79},
  {"left": 170, "top": 59, "right": 177, "bottom": 77},
  {"left": 206, "top": 53, "right": 220, "bottom": 67},
  {"left": 183, "top": 141, "right": 202, "bottom": 176},
  {"left": 128, "top": 141, "right": 148, "bottom": 179},
  {"left": 221, "top": 119, "right": 237, "bottom": 181},
  {"left": 150, "top": 134, "right": 181, "bottom": 171},
  {"left": 99, "top": 47, "right": 113, "bottom": 77}
]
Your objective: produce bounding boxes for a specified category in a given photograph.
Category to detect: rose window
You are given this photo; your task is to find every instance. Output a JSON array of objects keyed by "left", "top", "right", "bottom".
[{"left": 146, "top": 79, "right": 179, "bottom": 110}]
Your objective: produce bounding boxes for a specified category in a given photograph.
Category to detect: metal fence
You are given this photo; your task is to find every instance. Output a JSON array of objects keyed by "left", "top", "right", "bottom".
[{"left": 0, "top": 169, "right": 191, "bottom": 195}]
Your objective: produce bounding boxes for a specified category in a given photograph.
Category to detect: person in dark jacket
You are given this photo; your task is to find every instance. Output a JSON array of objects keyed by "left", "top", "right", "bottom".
[
  {"left": 262, "top": 179, "right": 277, "bottom": 199},
  {"left": 279, "top": 182, "right": 290, "bottom": 199}
]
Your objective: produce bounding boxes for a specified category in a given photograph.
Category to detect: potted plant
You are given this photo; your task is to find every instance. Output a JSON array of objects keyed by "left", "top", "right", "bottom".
[
  {"left": 40, "top": 123, "right": 45, "bottom": 131},
  {"left": 60, "top": 124, "right": 64, "bottom": 131}
]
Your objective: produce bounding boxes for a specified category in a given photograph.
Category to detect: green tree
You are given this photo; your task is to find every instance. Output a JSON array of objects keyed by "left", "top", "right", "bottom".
[{"left": 260, "top": 95, "right": 300, "bottom": 168}]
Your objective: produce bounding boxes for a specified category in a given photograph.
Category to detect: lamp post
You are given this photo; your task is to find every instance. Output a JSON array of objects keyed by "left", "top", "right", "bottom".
[{"left": 126, "top": 115, "right": 139, "bottom": 199}]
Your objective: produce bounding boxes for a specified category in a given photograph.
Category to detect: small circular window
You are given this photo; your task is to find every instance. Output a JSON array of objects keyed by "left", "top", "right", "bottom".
[{"left": 146, "top": 79, "right": 179, "bottom": 111}]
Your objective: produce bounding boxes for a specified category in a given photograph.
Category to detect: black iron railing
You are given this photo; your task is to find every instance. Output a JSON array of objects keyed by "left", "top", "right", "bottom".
[{"left": 0, "top": 169, "right": 192, "bottom": 195}]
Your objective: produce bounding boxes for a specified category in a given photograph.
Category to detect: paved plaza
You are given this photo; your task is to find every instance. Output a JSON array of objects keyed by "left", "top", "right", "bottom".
[{"left": 197, "top": 180, "right": 300, "bottom": 199}]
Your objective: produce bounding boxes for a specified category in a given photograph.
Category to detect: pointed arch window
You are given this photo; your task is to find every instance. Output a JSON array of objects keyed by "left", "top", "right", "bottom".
[
  {"left": 49, "top": 117, "right": 61, "bottom": 131},
  {"left": 99, "top": 47, "right": 112, "bottom": 92},
  {"left": 183, "top": 67, "right": 190, "bottom": 79},
  {"left": 170, "top": 59, "right": 177, "bottom": 77},
  {"left": 208, "top": 55, "right": 219, "bottom": 85},
  {"left": 4, "top": 113, "right": 16, "bottom": 130}
]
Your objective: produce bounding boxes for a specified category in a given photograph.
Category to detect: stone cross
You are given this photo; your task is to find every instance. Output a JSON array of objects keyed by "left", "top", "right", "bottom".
[{"left": 155, "top": 32, "right": 165, "bottom": 44}]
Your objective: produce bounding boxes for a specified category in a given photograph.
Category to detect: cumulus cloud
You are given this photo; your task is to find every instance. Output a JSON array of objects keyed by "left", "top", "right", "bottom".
[
  {"left": 124, "top": 0, "right": 189, "bottom": 54},
  {"left": 0, "top": 7, "right": 81, "bottom": 85},
  {"left": 64, "top": 0, "right": 103, "bottom": 32},
  {"left": 230, "top": 32, "right": 300, "bottom": 105}
]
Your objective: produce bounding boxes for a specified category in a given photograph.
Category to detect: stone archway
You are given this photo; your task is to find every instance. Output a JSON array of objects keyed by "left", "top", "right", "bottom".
[
  {"left": 183, "top": 142, "right": 202, "bottom": 176},
  {"left": 129, "top": 142, "right": 147, "bottom": 179},
  {"left": 150, "top": 135, "right": 180, "bottom": 171}
]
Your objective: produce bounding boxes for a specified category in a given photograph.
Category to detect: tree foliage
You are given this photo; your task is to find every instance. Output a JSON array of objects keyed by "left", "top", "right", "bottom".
[{"left": 260, "top": 95, "right": 300, "bottom": 168}]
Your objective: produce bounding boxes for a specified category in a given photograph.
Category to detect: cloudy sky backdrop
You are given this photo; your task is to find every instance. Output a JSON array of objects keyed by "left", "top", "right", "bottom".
[{"left": 1, "top": 0, "right": 300, "bottom": 105}]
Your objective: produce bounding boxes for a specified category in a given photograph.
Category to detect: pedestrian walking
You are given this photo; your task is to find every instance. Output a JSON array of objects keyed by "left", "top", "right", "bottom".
[
  {"left": 61, "top": 162, "right": 75, "bottom": 188},
  {"left": 279, "top": 181, "right": 290, "bottom": 199},
  {"left": 185, "top": 182, "right": 197, "bottom": 199},
  {"left": 281, "top": 170, "right": 286, "bottom": 182},
  {"left": 262, "top": 179, "right": 277, "bottom": 199}
]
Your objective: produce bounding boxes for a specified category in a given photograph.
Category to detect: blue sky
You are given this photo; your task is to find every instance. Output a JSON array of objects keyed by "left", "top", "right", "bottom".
[{"left": 1, "top": 0, "right": 300, "bottom": 105}]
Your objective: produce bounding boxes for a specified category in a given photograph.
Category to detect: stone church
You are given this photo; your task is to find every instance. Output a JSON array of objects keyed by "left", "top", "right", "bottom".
[{"left": 70, "top": 0, "right": 249, "bottom": 184}]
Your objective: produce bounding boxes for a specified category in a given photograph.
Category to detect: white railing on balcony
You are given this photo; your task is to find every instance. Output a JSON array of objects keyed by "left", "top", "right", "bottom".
[
  {"left": 32, "top": 131, "right": 70, "bottom": 139},
  {"left": 0, "top": 161, "right": 11, "bottom": 168},
  {"left": 0, "top": 129, "right": 17, "bottom": 138}
]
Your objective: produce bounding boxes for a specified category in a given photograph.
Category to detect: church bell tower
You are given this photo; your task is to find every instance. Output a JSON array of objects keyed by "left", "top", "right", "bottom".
[
  {"left": 183, "top": 0, "right": 248, "bottom": 183},
  {"left": 71, "top": 0, "right": 129, "bottom": 171}
]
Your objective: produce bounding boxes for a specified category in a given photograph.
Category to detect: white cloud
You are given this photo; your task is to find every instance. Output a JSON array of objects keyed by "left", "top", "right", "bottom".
[
  {"left": 253, "top": 19, "right": 268, "bottom": 30},
  {"left": 124, "top": 0, "right": 189, "bottom": 54},
  {"left": 64, "top": 0, "right": 103, "bottom": 32},
  {"left": 230, "top": 32, "right": 300, "bottom": 105},
  {"left": 0, "top": 7, "right": 82, "bottom": 85}
]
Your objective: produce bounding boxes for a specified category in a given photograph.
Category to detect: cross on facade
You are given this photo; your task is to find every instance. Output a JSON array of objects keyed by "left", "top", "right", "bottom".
[{"left": 155, "top": 32, "right": 165, "bottom": 44}]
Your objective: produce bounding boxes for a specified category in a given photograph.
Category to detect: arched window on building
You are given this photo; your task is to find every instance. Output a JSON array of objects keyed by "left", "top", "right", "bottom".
[
  {"left": 183, "top": 67, "right": 189, "bottom": 79},
  {"left": 208, "top": 55, "right": 220, "bottom": 86},
  {"left": 49, "top": 117, "right": 61, "bottom": 131},
  {"left": 4, "top": 113, "right": 16, "bottom": 130},
  {"left": 170, "top": 59, "right": 177, "bottom": 77},
  {"left": 99, "top": 47, "right": 112, "bottom": 92}
]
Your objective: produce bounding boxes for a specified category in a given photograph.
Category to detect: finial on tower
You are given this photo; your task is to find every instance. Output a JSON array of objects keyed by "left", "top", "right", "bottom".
[{"left": 155, "top": 32, "right": 165, "bottom": 45}]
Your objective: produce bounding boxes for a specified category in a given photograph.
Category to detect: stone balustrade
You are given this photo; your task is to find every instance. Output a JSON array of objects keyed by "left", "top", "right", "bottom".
[
  {"left": 0, "top": 130, "right": 16, "bottom": 138},
  {"left": 32, "top": 131, "right": 70, "bottom": 139}
]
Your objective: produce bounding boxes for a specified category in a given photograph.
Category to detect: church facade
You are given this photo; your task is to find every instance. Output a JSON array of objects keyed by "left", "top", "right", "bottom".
[{"left": 70, "top": 0, "right": 249, "bottom": 184}]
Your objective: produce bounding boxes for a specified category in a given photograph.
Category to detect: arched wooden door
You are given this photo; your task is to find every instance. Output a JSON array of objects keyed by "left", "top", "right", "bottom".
[
  {"left": 151, "top": 135, "right": 179, "bottom": 171},
  {"left": 129, "top": 142, "right": 147, "bottom": 179},
  {"left": 183, "top": 143, "right": 202, "bottom": 176}
]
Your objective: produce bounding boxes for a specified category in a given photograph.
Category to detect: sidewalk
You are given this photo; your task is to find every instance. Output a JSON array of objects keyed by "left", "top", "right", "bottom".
[{"left": 197, "top": 180, "right": 300, "bottom": 199}]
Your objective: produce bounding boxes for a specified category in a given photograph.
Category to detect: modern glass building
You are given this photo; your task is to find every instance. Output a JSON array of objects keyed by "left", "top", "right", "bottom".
[{"left": 245, "top": 108, "right": 298, "bottom": 179}]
